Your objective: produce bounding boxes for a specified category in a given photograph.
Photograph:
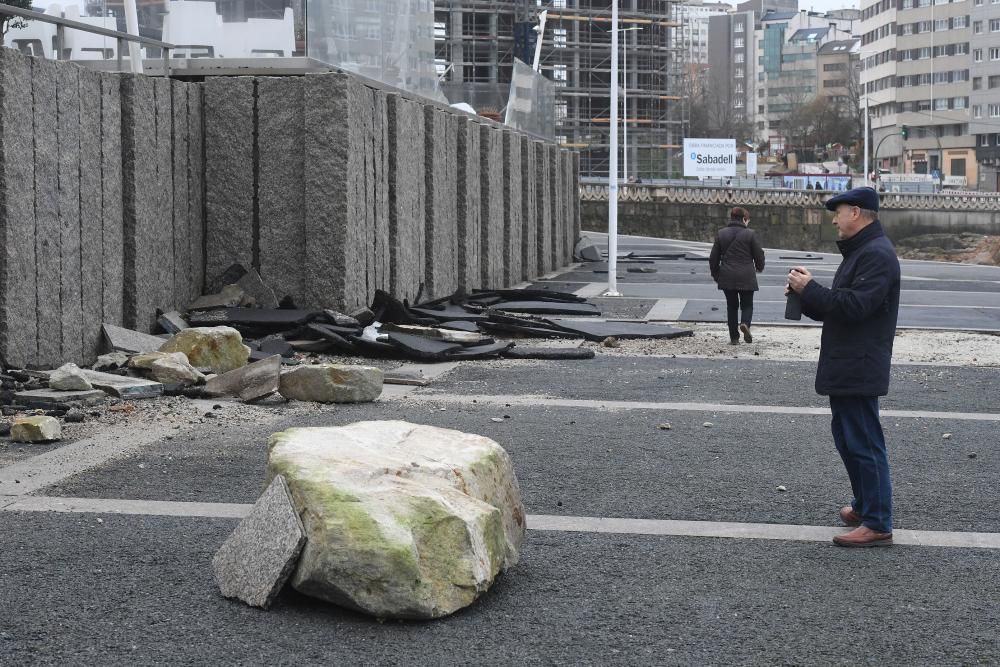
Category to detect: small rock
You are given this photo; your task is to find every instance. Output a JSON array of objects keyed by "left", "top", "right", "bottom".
[
  {"left": 49, "top": 363, "right": 93, "bottom": 391},
  {"left": 63, "top": 409, "right": 86, "bottom": 423},
  {"left": 658, "top": 422, "right": 672, "bottom": 430},
  {"left": 349, "top": 307, "right": 376, "bottom": 327},
  {"left": 943, "top": 433, "right": 952, "bottom": 439},
  {"left": 278, "top": 364, "right": 383, "bottom": 403},
  {"left": 129, "top": 351, "right": 190, "bottom": 370},
  {"left": 150, "top": 356, "right": 206, "bottom": 387},
  {"left": 702, "top": 422, "right": 713, "bottom": 428},
  {"left": 602, "top": 337, "right": 620, "bottom": 348},
  {"left": 490, "top": 417, "right": 504, "bottom": 423},
  {"left": 10, "top": 416, "right": 62, "bottom": 443},
  {"left": 776, "top": 485, "right": 787, "bottom": 492},
  {"left": 159, "top": 327, "right": 251, "bottom": 374},
  {"left": 968, "top": 452, "right": 977, "bottom": 459}
]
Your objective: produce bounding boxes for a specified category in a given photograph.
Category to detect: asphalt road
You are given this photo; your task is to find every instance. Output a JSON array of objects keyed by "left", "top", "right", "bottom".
[{"left": 3, "top": 235, "right": 1000, "bottom": 665}]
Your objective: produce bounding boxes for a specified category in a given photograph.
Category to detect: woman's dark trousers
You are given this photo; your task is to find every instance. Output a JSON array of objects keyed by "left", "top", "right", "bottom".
[{"left": 723, "top": 289, "right": 754, "bottom": 340}]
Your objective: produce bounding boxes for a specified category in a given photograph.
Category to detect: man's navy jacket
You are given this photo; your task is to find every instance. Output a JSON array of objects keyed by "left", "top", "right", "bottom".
[{"left": 800, "top": 220, "right": 901, "bottom": 397}]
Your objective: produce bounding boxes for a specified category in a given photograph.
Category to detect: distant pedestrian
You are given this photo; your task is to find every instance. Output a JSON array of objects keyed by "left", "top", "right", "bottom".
[
  {"left": 708, "top": 206, "right": 765, "bottom": 345},
  {"left": 786, "top": 187, "right": 900, "bottom": 547},
  {"left": 806, "top": 182, "right": 813, "bottom": 190}
]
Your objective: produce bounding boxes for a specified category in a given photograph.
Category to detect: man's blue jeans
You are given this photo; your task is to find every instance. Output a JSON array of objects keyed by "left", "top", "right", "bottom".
[{"left": 829, "top": 395, "right": 893, "bottom": 533}]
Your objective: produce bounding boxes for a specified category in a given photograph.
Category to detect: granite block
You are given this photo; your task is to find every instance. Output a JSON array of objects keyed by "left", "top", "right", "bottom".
[
  {"left": 572, "top": 151, "right": 582, "bottom": 249},
  {"left": 0, "top": 49, "right": 38, "bottom": 368},
  {"left": 57, "top": 63, "right": 82, "bottom": 365},
  {"left": 535, "top": 141, "right": 553, "bottom": 274},
  {"left": 371, "top": 90, "right": 391, "bottom": 295},
  {"left": 187, "top": 84, "right": 205, "bottom": 302},
  {"left": 480, "top": 125, "right": 504, "bottom": 289},
  {"left": 502, "top": 130, "right": 523, "bottom": 286},
  {"left": 343, "top": 79, "right": 377, "bottom": 310},
  {"left": 152, "top": 77, "right": 176, "bottom": 317},
  {"left": 386, "top": 94, "right": 426, "bottom": 302},
  {"left": 548, "top": 143, "right": 562, "bottom": 271},
  {"left": 204, "top": 77, "right": 254, "bottom": 288},
  {"left": 520, "top": 134, "right": 537, "bottom": 281},
  {"left": 564, "top": 150, "right": 578, "bottom": 264},
  {"left": 172, "top": 81, "right": 191, "bottom": 310},
  {"left": 32, "top": 58, "right": 62, "bottom": 367},
  {"left": 204, "top": 354, "right": 281, "bottom": 402},
  {"left": 212, "top": 475, "right": 305, "bottom": 609},
  {"left": 303, "top": 73, "right": 349, "bottom": 309},
  {"left": 424, "top": 107, "right": 458, "bottom": 299},
  {"left": 257, "top": 77, "right": 305, "bottom": 305},
  {"left": 455, "top": 117, "right": 481, "bottom": 291},
  {"left": 101, "top": 73, "right": 124, "bottom": 329},
  {"left": 79, "top": 68, "right": 103, "bottom": 365}
]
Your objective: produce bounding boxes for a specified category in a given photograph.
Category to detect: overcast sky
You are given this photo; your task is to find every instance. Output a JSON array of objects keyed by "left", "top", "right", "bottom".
[{"left": 719, "top": 0, "right": 861, "bottom": 12}]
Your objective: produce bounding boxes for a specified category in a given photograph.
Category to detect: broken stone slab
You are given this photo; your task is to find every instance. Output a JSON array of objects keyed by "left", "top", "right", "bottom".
[
  {"left": 11, "top": 415, "right": 62, "bottom": 443},
  {"left": 49, "top": 363, "right": 93, "bottom": 391},
  {"left": 349, "top": 307, "right": 376, "bottom": 327},
  {"left": 278, "top": 364, "right": 383, "bottom": 403},
  {"left": 237, "top": 269, "right": 279, "bottom": 310},
  {"left": 212, "top": 474, "right": 306, "bottom": 610},
  {"left": 382, "top": 368, "right": 430, "bottom": 387},
  {"left": 77, "top": 370, "right": 163, "bottom": 399},
  {"left": 102, "top": 324, "right": 169, "bottom": 354},
  {"left": 626, "top": 266, "right": 658, "bottom": 274},
  {"left": 92, "top": 352, "right": 130, "bottom": 372},
  {"left": 322, "top": 309, "right": 360, "bottom": 328},
  {"left": 188, "top": 284, "right": 248, "bottom": 311},
  {"left": 286, "top": 340, "right": 333, "bottom": 353},
  {"left": 574, "top": 237, "right": 602, "bottom": 262},
  {"left": 157, "top": 311, "right": 189, "bottom": 334},
  {"left": 267, "top": 421, "right": 526, "bottom": 619},
  {"left": 150, "top": 356, "right": 206, "bottom": 387},
  {"left": 15, "top": 388, "right": 107, "bottom": 407},
  {"left": 158, "top": 327, "right": 250, "bottom": 375},
  {"left": 381, "top": 323, "right": 486, "bottom": 345},
  {"left": 204, "top": 355, "right": 281, "bottom": 402}
]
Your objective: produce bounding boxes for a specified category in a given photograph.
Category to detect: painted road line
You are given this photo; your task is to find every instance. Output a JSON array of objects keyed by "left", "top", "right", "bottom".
[
  {"left": 4, "top": 497, "right": 998, "bottom": 550},
  {"left": 644, "top": 298, "right": 688, "bottom": 321},
  {"left": 383, "top": 392, "right": 1000, "bottom": 422}
]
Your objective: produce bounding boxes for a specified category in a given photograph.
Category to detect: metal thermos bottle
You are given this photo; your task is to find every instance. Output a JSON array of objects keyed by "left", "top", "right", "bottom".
[{"left": 785, "top": 270, "right": 802, "bottom": 320}]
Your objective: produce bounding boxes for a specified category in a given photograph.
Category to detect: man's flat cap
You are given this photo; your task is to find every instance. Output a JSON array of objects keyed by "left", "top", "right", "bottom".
[{"left": 825, "top": 186, "right": 879, "bottom": 212}]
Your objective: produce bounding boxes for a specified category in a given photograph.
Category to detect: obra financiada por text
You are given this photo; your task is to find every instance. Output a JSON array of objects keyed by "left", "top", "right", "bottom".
[{"left": 692, "top": 154, "right": 735, "bottom": 165}]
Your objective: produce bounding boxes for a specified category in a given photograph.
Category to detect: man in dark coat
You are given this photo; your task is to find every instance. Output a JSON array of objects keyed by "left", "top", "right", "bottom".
[
  {"left": 787, "top": 187, "right": 900, "bottom": 547},
  {"left": 709, "top": 206, "right": 766, "bottom": 344}
]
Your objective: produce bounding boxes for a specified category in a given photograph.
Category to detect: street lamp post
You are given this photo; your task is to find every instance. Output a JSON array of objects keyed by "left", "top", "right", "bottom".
[{"left": 605, "top": 0, "right": 622, "bottom": 297}]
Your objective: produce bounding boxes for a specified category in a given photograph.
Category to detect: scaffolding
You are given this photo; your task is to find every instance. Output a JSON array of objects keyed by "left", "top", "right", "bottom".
[{"left": 435, "top": 0, "right": 688, "bottom": 179}]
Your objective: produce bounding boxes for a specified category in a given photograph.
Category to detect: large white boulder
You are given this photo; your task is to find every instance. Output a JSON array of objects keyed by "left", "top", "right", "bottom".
[
  {"left": 267, "top": 421, "right": 526, "bottom": 619},
  {"left": 158, "top": 327, "right": 250, "bottom": 374},
  {"left": 11, "top": 416, "right": 62, "bottom": 442}
]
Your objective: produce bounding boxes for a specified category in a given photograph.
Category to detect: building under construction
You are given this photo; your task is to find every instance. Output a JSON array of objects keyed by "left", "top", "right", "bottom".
[{"left": 435, "top": 0, "right": 687, "bottom": 179}]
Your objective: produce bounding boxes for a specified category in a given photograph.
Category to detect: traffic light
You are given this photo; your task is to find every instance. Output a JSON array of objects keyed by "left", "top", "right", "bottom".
[{"left": 900, "top": 125, "right": 908, "bottom": 140}]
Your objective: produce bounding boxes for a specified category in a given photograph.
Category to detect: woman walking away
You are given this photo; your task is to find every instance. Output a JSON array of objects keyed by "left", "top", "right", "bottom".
[{"left": 709, "top": 206, "right": 766, "bottom": 344}]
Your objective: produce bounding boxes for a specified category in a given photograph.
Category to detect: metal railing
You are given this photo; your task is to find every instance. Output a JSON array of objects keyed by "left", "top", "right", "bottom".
[{"left": 0, "top": 2, "right": 175, "bottom": 76}]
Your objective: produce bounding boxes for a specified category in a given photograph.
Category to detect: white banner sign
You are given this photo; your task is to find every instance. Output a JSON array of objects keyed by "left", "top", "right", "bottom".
[
  {"left": 746, "top": 152, "right": 758, "bottom": 177},
  {"left": 683, "top": 138, "right": 736, "bottom": 178}
]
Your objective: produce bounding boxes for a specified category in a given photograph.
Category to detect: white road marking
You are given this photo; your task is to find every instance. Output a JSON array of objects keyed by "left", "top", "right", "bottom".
[{"left": 644, "top": 299, "right": 688, "bottom": 321}]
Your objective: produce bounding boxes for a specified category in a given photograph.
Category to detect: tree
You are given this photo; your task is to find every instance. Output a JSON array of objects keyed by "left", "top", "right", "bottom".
[
  {"left": 1, "top": 0, "right": 34, "bottom": 45},
  {"left": 695, "top": 67, "right": 752, "bottom": 141}
]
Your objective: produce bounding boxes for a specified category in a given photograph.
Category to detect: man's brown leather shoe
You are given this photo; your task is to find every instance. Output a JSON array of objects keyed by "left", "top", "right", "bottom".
[
  {"left": 839, "top": 505, "right": 862, "bottom": 526},
  {"left": 833, "top": 525, "right": 893, "bottom": 548}
]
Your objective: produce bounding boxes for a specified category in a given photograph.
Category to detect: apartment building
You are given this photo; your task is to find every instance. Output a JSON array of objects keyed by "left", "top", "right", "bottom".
[
  {"left": 676, "top": 0, "right": 731, "bottom": 65},
  {"left": 859, "top": 0, "right": 976, "bottom": 184},
  {"left": 970, "top": 0, "right": 1000, "bottom": 189},
  {"left": 816, "top": 38, "right": 862, "bottom": 107}
]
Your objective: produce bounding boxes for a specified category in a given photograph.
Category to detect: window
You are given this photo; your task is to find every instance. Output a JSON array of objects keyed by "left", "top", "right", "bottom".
[
  {"left": 991, "top": 47, "right": 1000, "bottom": 60},
  {"left": 935, "top": 18, "right": 949, "bottom": 31},
  {"left": 975, "top": 48, "right": 984, "bottom": 62},
  {"left": 954, "top": 16, "right": 968, "bottom": 28},
  {"left": 974, "top": 77, "right": 983, "bottom": 90},
  {"left": 935, "top": 98, "right": 949, "bottom": 110},
  {"left": 974, "top": 20, "right": 983, "bottom": 33},
  {"left": 990, "top": 104, "right": 1000, "bottom": 117},
  {"left": 993, "top": 19, "right": 1000, "bottom": 31},
  {"left": 734, "top": 97, "right": 744, "bottom": 108},
  {"left": 735, "top": 53, "right": 744, "bottom": 63},
  {"left": 976, "top": 0, "right": 983, "bottom": 5},
  {"left": 734, "top": 38, "right": 744, "bottom": 48},
  {"left": 553, "top": 28, "right": 567, "bottom": 47},
  {"left": 901, "top": 23, "right": 914, "bottom": 35},
  {"left": 735, "top": 22, "right": 744, "bottom": 33},
  {"left": 735, "top": 68, "right": 744, "bottom": 78},
  {"left": 955, "top": 97, "right": 967, "bottom": 109},
  {"left": 974, "top": 105, "right": 983, "bottom": 118},
  {"left": 758, "top": 105, "right": 765, "bottom": 113}
]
